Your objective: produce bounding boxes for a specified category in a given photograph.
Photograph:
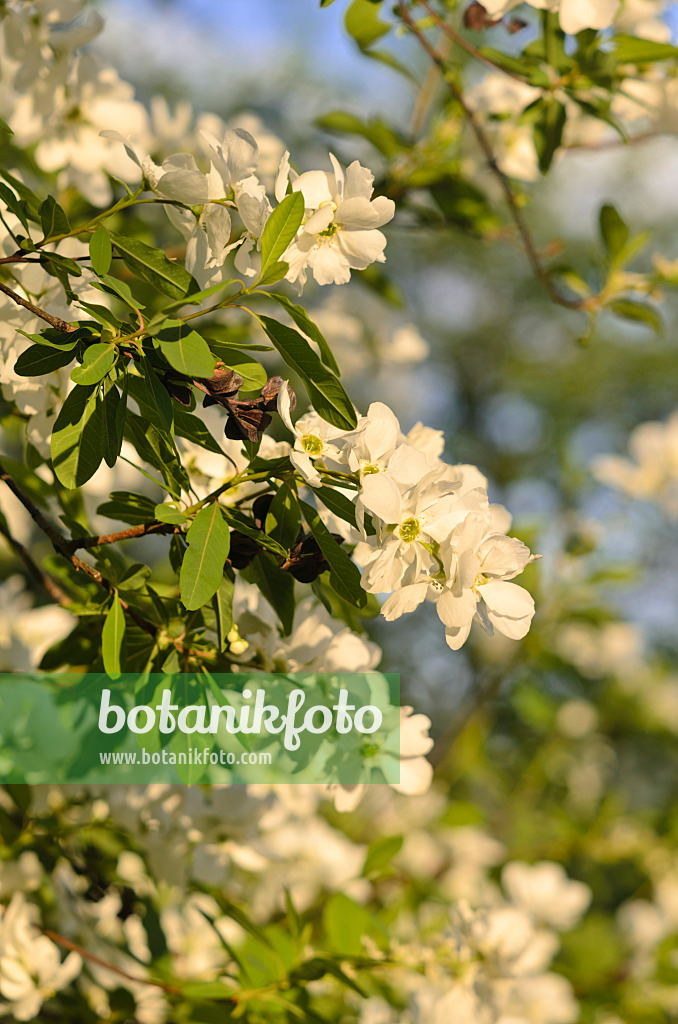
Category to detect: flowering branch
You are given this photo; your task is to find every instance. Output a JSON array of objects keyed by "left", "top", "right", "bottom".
[{"left": 398, "top": 1, "right": 587, "bottom": 311}]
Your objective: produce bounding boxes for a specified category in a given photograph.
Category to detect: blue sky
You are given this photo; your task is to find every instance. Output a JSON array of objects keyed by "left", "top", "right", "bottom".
[{"left": 95, "top": 0, "right": 408, "bottom": 118}]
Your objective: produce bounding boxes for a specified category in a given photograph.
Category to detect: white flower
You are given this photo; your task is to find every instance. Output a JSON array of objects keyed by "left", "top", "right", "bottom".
[
  {"left": 343, "top": 402, "right": 401, "bottom": 478},
  {"left": 480, "top": 0, "right": 620, "bottom": 35},
  {"left": 282, "top": 155, "right": 395, "bottom": 290},
  {"left": 0, "top": 894, "right": 82, "bottom": 1021},
  {"left": 593, "top": 411, "right": 678, "bottom": 515},
  {"left": 435, "top": 512, "right": 537, "bottom": 650},
  {"left": 502, "top": 862, "right": 591, "bottom": 932},
  {"left": 277, "top": 383, "right": 350, "bottom": 486}
]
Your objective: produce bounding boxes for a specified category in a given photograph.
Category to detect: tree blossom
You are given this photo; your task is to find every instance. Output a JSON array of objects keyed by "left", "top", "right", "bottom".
[
  {"left": 281, "top": 155, "right": 395, "bottom": 290},
  {"left": 277, "top": 386, "right": 350, "bottom": 486},
  {"left": 0, "top": 894, "right": 81, "bottom": 1021}
]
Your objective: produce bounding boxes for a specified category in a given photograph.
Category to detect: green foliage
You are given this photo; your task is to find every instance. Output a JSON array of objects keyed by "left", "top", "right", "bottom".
[
  {"left": 259, "top": 191, "right": 305, "bottom": 277},
  {"left": 112, "top": 234, "right": 198, "bottom": 299},
  {"left": 102, "top": 593, "right": 126, "bottom": 675},
  {"left": 89, "top": 225, "right": 113, "bottom": 275},
  {"left": 180, "top": 503, "right": 231, "bottom": 610},
  {"left": 153, "top": 320, "right": 217, "bottom": 378},
  {"left": 257, "top": 316, "right": 357, "bottom": 429},
  {"left": 299, "top": 499, "right": 366, "bottom": 608},
  {"left": 51, "top": 384, "right": 109, "bottom": 488}
]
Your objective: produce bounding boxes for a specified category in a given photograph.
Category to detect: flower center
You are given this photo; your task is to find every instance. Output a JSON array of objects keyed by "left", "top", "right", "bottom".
[
  {"left": 301, "top": 433, "right": 325, "bottom": 456},
  {"left": 398, "top": 516, "right": 421, "bottom": 543},
  {"left": 318, "top": 222, "right": 338, "bottom": 239},
  {"left": 360, "top": 459, "right": 383, "bottom": 476}
]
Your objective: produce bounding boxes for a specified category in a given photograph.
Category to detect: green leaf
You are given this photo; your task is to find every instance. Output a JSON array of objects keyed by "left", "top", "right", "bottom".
[
  {"left": 75, "top": 302, "right": 123, "bottom": 330},
  {"left": 124, "top": 412, "right": 188, "bottom": 498},
  {"left": 180, "top": 503, "right": 231, "bottom": 610},
  {"left": 345, "top": 0, "right": 390, "bottom": 50},
  {"left": 14, "top": 345, "right": 74, "bottom": 377},
  {"left": 154, "top": 502, "right": 187, "bottom": 524},
  {"left": 118, "top": 563, "right": 152, "bottom": 591},
  {"left": 256, "top": 260, "right": 289, "bottom": 287},
  {"left": 315, "top": 111, "right": 406, "bottom": 160},
  {"left": 0, "top": 116, "right": 13, "bottom": 136},
  {"left": 101, "top": 385, "right": 123, "bottom": 468},
  {"left": 71, "top": 343, "right": 117, "bottom": 385},
  {"left": 51, "top": 385, "right": 106, "bottom": 489},
  {"left": 102, "top": 594, "right": 126, "bottom": 676},
  {"left": 608, "top": 298, "right": 663, "bottom": 334},
  {"left": 220, "top": 506, "right": 288, "bottom": 559},
  {"left": 323, "top": 893, "right": 379, "bottom": 955},
  {"left": 291, "top": 956, "right": 366, "bottom": 997},
  {"left": 178, "top": 982, "right": 236, "bottom": 1003},
  {"left": 599, "top": 204, "right": 629, "bottom": 259},
  {"left": 533, "top": 98, "right": 567, "bottom": 174},
  {"left": 265, "top": 485, "right": 301, "bottom": 549},
  {"left": 243, "top": 551, "right": 295, "bottom": 635},
  {"left": 259, "top": 191, "right": 304, "bottom": 278},
  {"left": 40, "top": 251, "right": 82, "bottom": 278},
  {"left": 213, "top": 574, "right": 235, "bottom": 652},
  {"left": 218, "top": 350, "right": 267, "bottom": 393},
  {"left": 480, "top": 48, "right": 550, "bottom": 87},
  {"left": 16, "top": 327, "right": 82, "bottom": 351},
  {"left": 314, "top": 485, "right": 370, "bottom": 534},
  {"left": 267, "top": 293, "right": 340, "bottom": 375},
  {"left": 257, "top": 316, "right": 356, "bottom": 430},
  {"left": 112, "top": 234, "right": 198, "bottom": 299},
  {"left": 98, "top": 491, "right": 158, "bottom": 525},
  {"left": 141, "top": 359, "right": 174, "bottom": 435},
  {"left": 173, "top": 406, "right": 224, "bottom": 455},
  {"left": 362, "top": 835, "right": 403, "bottom": 876},
  {"left": 609, "top": 33, "right": 678, "bottom": 64},
  {"left": 89, "top": 225, "right": 112, "bottom": 276},
  {"left": 93, "top": 273, "right": 145, "bottom": 311},
  {"left": 154, "top": 320, "right": 217, "bottom": 378},
  {"left": 0, "top": 183, "right": 29, "bottom": 233},
  {"left": 299, "top": 499, "right": 366, "bottom": 607},
  {"left": 39, "top": 195, "right": 70, "bottom": 240},
  {"left": 0, "top": 170, "right": 41, "bottom": 220}
]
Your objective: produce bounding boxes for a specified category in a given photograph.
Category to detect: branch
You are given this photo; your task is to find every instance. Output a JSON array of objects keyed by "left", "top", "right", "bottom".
[
  {"left": 0, "top": 280, "right": 76, "bottom": 332},
  {"left": 42, "top": 929, "right": 183, "bottom": 997},
  {"left": 398, "top": 1, "right": 586, "bottom": 311},
  {"left": 0, "top": 458, "right": 158, "bottom": 638},
  {"left": 0, "top": 517, "right": 72, "bottom": 606}
]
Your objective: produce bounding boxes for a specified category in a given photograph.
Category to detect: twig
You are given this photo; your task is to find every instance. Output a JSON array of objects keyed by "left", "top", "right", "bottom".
[
  {"left": 0, "top": 280, "right": 76, "bottom": 332},
  {"left": 42, "top": 929, "right": 183, "bottom": 997},
  {"left": 398, "top": 1, "right": 586, "bottom": 311},
  {"left": 65, "top": 521, "right": 178, "bottom": 553}
]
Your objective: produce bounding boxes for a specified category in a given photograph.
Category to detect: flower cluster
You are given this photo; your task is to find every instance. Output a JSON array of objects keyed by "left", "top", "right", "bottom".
[
  {"left": 108, "top": 132, "right": 395, "bottom": 290},
  {"left": 279, "top": 395, "right": 538, "bottom": 650},
  {"left": 594, "top": 410, "right": 678, "bottom": 515}
]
